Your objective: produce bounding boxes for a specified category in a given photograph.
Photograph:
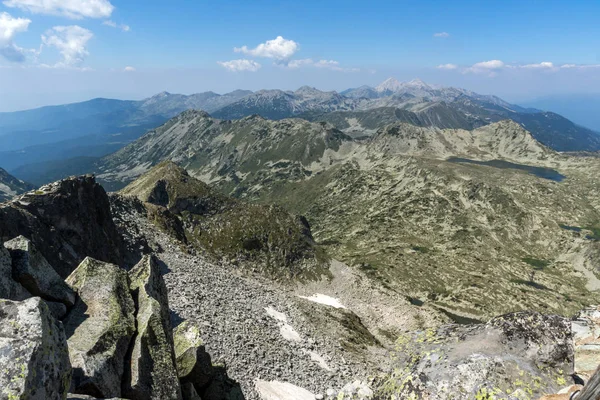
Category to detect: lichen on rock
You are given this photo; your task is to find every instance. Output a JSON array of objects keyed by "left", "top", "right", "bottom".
[
  {"left": 0, "top": 297, "right": 71, "bottom": 400},
  {"left": 64, "top": 257, "right": 136, "bottom": 398},
  {"left": 124, "top": 254, "right": 182, "bottom": 400}
]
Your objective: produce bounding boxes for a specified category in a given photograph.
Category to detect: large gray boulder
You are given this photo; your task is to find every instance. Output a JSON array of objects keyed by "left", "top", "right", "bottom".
[
  {"left": 4, "top": 236, "right": 76, "bottom": 307},
  {"left": 124, "top": 255, "right": 182, "bottom": 400},
  {"left": 174, "top": 321, "right": 214, "bottom": 390},
  {"left": 0, "top": 297, "right": 71, "bottom": 400},
  {"left": 0, "top": 244, "right": 30, "bottom": 301},
  {"left": 374, "top": 311, "right": 574, "bottom": 399},
  {"left": 64, "top": 257, "right": 136, "bottom": 398}
]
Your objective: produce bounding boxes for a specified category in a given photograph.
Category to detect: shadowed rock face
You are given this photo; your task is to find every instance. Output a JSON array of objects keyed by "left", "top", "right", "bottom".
[
  {"left": 0, "top": 175, "right": 125, "bottom": 278},
  {"left": 374, "top": 311, "right": 574, "bottom": 399},
  {"left": 124, "top": 255, "right": 182, "bottom": 400},
  {"left": 0, "top": 297, "right": 72, "bottom": 400}
]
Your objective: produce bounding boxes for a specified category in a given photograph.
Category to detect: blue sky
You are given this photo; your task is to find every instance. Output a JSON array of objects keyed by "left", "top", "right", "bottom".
[{"left": 1, "top": 0, "right": 600, "bottom": 111}]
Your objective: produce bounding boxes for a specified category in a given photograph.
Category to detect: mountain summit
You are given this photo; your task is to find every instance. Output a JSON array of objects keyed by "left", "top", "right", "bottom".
[{"left": 375, "top": 77, "right": 432, "bottom": 93}]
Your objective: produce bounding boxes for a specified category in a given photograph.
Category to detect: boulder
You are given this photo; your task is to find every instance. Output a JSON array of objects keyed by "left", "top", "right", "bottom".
[
  {"left": 64, "top": 257, "right": 136, "bottom": 398},
  {"left": 572, "top": 305, "right": 600, "bottom": 380},
  {"left": 45, "top": 300, "right": 68, "bottom": 320},
  {"left": 201, "top": 366, "right": 244, "bottom": 400},
  {"left": 174, "top": 321, "right": 214, "bottom": 390},
  {"left": 0, "top": 176, "right": 124, "bottom": 278},
  {"left": 374, "top": 311, "right": 574, "bottom": 399},
  {"left": 0, "top": 244, "right": 30, "bottom": 301},
  {"left": 124, "top": 255, "right": 182, "bottom": 400},
  {"left": 0, "top": 297, "right": 71, "bottom": 400},
  {"left": 180, "top": 382, "right": 202, "bottom": 400},
  {"left": 4, "top": 236, "right": 76, "bottom": 307}
]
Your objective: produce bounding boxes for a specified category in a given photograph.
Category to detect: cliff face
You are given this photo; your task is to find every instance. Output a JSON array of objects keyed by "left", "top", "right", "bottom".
[{"left": 0, "top": 175, "right": 124, "bottom": 277}]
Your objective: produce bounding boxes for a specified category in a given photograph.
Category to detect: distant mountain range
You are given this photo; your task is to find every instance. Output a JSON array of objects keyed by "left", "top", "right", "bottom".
[
  {"left": 0, "top": 90, "right": 252, "bottom": 170},
  {"left": 2, "top": 78, "right": 600, "bottom": 185}
]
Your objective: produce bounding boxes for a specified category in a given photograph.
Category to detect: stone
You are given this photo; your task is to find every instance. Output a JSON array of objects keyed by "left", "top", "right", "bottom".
[
  {"left": 124, "top": 255, "right": 182, "bottom": 400},
  {"left": 64, "top": 257, "right": 136, "bottom": 398},
  {"left": 0, "top": 297, "right": 71, "bottom": 400},
  {"left": 201, "top": 366, "right": 244, "bottom": 400},
  {"left": 5, "top": 236, "right": 76, "bottom": 307},
  {"left": 180, "top": 382, "right": 202, "bottom": 400},
  {"left": 0, "top": 244, "right": 30, "bottom": 301},
  {"left": 45, "top": 300, "right": 68, "bottom": 320},
  {"left": 67, "top": 395, "right": 127, "bottom": 400},
  {"left": 0, "top": 175, "right": 125, "bottom": 278},
  {"left": 374, "top": 311, "right": 574, "bottom": 399},
  {"left": 255, "top": 380, "right": 316, "bottom": 400},
  {"left": 174, "top": 321, "right": 214, "bottom": 389},
  {"left": 572, "top": 305, "right": 600, "bottom": 380}
]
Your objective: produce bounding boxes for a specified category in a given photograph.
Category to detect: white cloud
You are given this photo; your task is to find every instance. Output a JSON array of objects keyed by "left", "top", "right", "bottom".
[
  {"left": 521, "top": 61, "right": 555, "bottom": 69},
  {"left": 285, "top": 58, "right": 358, "bottom": 72},
  {"left": 471, "top": 60, "right": 505, "bottom": 69},
  {"left": 124, "top": 66, "right": 135, "bottom": 72},
  {"left": 103, "top": 20, "right": 129, "bottom": 32},
  {"left": 437, "top": 63, "right": 458, "bottom": 70},
  {"left": 218, "top": 59, "right": 261, "bottom": 72},
  {"left": 0, "top": 12, "right": 31, "bottom": 62},
  {"left": 3, "top": 0, "right": 114, "bottom": 19},
  {"left": 434, "top": 32, "right": 449, "bottom": 38},
  {"left": 234, "top": 36, "right": 299, "bottom": 61},
  {"left": 559, "top": 63, "right": 600, "bottom": 70},
  {"left": 287, "top": 58, "right": 314, "bottom": 68},
  {"left": 464, "top": 59, "right": 505, "bottom": 75},
  {"left": 42, "top": 25, "right": 93, "bottom": 67}
]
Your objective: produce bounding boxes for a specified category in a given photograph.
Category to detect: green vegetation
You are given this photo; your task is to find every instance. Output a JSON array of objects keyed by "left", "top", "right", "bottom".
[
  {"left": 522, "top": 257, "right": 550, "bottom": 270},
  {"left": 121, "top": 161, "right": 330, "bottom": 281}
]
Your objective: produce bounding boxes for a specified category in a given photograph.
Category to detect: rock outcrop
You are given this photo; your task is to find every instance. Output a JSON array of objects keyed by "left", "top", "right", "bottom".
[
  {"left": 573, "top": 305, "right": 600, "bottom": 380},
  {"left": 124, "top": 255, "right": 182, "bottom": 400},
  {"left": 0, "top": 176, "right": 124, "bottom": 278},
  {"left": 174, "top": 321, "right": 214, "bottom": 391},
  {"left": 5, "top": 236, "right": 76, "bottom": 307},
  {"left": 375, "top": 311, "right": 574, "bottom": 399},
  {"left": 64, "top": 257, "right": 136, "bottom": 398},
  {"left": 0, "top": 297, "right": 71, "bottom": 400},
  {"left": 0, "top": 243, "right": 30, "bottom": 301}
]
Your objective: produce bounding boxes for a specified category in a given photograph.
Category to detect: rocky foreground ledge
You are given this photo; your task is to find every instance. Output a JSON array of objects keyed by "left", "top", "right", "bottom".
[{"left": 1, "top": 174, "right": 600, "bottom": 400}]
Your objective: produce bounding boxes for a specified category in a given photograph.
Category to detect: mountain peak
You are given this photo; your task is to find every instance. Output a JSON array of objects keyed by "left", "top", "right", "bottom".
[
  {"left": 376, "top": 78, "right": 432, "bottom": 93},
  {"left": 405, "top": 78, "right": 430, "bottom": 89},
  {"left": 376, "top": 77, "right": 402, "bottom": 93}
]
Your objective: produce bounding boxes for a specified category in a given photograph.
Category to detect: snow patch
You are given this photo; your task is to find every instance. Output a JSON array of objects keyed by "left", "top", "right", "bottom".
[
  {"left": 279, "top": 324, "right": 302, "bottom": 342},
  {"left": 307, "top": 351, "right": 331, "bottom": 371},
  {"left": 265, "top": 306, "right": 287, "bottom": 322},
  {"left": 255, "top": 380, "right": 316, "bottom": 400},
  {"left": 265, "top": 307, "right": 302, "bottom": 342},
  {"left": 299, "top": 293, "right": 347, "bottom": 309}
]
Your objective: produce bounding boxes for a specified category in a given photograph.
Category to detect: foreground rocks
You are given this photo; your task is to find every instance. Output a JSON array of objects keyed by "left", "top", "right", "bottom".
[
  {"left": 374, "top": 311, "right": 574, "bottom": 399},
  {"left": 65, "top": 258, "right": 136, "bottom": 398},
  {"left": 5, "top": 236, "right": 76, "bottom": 308},
  {"left": 125, "top": 255, "right": 182, "bottom": 400},
  {"left": 0, "top": 176, "right": 124, "bottom": 278},
  {"left": 0, "top": 297, "right": 71, "bottom": 400}
]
